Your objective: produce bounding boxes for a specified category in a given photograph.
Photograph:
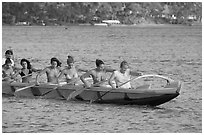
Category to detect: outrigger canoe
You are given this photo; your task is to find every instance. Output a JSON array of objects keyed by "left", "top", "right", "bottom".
[{"left": 2, "top": 75, "right": 181, "bottom": 106}]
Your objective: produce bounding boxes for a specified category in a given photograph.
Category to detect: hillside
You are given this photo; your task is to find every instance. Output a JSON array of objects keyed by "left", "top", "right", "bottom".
[{"left": 2, "top": 2, "right": 202, "bottom": 26}]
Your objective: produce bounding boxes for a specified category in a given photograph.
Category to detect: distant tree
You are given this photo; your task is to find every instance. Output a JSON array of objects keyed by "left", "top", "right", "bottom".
[{"left": 2, "top": 2, "right": 202, "bottom": 25}]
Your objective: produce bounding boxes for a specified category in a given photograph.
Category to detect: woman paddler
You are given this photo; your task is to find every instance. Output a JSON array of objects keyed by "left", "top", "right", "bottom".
[
  {"left": 2, "top": 58, "right": 18, "bottom": 82},
  {"left": 35, "top": 57, "right": 62, "bottom": 85},
  {"left": 108, "top": 60, "right": 143, "bottom": 89},
  {"left": 80, "top": 59, "right": 115, "bottom": 88},
  {"left": 2, "top": 50, "right": 15, "bottom": 67},
  {"left": 16, "top": 59, "right": 41, "bottom": 83},
  {"left": 57, "top": 56, "right": 79, "bottom": 85}
]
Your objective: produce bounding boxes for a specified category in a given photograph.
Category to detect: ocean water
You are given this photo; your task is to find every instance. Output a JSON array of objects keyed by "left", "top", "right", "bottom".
[{"left": 2, "top": 24, "right": 202, "bottom": 133}]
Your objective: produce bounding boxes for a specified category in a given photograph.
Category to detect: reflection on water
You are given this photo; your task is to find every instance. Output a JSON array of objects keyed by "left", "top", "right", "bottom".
[{"left": 2, "top": 25, "right": 202, "bottom": 133}]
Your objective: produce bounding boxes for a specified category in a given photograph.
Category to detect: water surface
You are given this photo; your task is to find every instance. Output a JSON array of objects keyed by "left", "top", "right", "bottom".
[{"left": 2, "top": 25, "right": 202, "bottom": 133}]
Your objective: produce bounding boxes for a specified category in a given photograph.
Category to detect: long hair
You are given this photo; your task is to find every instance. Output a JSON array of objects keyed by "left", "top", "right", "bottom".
[
  {"left": 20, "top": 59, "right": 32, "bottom": 69},
  {"left": 51, "top": 57, "right": 62, "bottom": 67},
  {"left": 67, "top": 55, "right": 74, "bottom": 64},
  {"left": 120, "top": 60, "right": 128, "bottom": 68},
  {"left": 96, "top": 59, "right": 104, "bottom": 67},
  {"left": 5, "top": 50, "right": 13, "bottom": 55}
]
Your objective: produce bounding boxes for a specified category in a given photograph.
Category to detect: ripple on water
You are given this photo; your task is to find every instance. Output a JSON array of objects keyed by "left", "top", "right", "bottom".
[{"left": 2, "top": 25, "right": 202, "bottom": 133}]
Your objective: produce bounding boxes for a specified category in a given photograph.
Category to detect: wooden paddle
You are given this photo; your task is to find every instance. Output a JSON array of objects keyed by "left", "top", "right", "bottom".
[
  {"left": 15, "top": 84, "right": 36, "bottom": 92},
  {"left": 14, "top": 73, "right": 32, "bottom": 81},
  {"left": 15, "top": 82, "right": 62, "bottom": 96},
  {"left": 3, "top": 73, "right": 33, "bottom": 83},
  {"left": 40, "top": 83, "right": 67, "bottom": 98},
  {"left": 67, "top": 79, "right": 108, "bottom": 101},
  {"left": 13, "top": 73, "right": 39, "bottom": 93},
  {"left": 40, "top": 77, "right": 81, "bottom": 97},
  {"left": 2, "top": 76, "right": 11, "bottom": 81},
  {"left": 117, "top": 74, "right": 173, "bottom": 88}
]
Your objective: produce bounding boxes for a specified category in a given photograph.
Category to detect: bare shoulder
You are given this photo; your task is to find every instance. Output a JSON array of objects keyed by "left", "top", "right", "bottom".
[
  {"left": 127, "top": 68, "right": 131, "bottom": 72},
  {"left": 111, "top": 70, "right": 117, "bottom": 76},
  {"left": 42, "top": 66, "right": 51, "bottom": 72},
  {"left": 61, "top": 68, "right": 67, "bottom": 73},
  {"left": 83, "top": 69, "right": 94, "bottom": 76},
  {"left": 105, "top": 67, "right": 116, "bottom": 72},
  {"left": 45, "top": 66, "right": 51, "bottom": 70},
  {"left": 91, "top": 69, "right": 98, "bottom": 74}
]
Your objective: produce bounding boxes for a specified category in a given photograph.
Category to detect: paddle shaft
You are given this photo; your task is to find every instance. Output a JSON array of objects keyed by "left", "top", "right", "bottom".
[
  {"left": 11, "top": 73, "right": 40, "bottom": 94},
  {"left": 41, "top": 77, "right": 81, "bottom": 97},
  {"left": 15, "top": 84, "right": 36, "bottom": 92},
  {"left": 67, "top": 79, "right": 108, "bottom": 100},
  {"left": 3, "top": 73, "right": 34, "bottom": 83},
  {"left": 94, "top": 76, "right": 141, "bottom": 101},
  {"left": 117, "top": 74, "right": 173, "bottom": 88},
  {"left": 17, "top": 73, "right": 32, "bottom": 80}
]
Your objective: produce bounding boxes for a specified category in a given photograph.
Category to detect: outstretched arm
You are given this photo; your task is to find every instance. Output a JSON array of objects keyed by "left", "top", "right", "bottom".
[
  {"left": 80, "top": 70, "right": 92, "bottom": 88},
  {"left": 2, "top": 70, "right": 8, "bottom": 79},
  {"left": 78, "top": 69, "right": 88, "bottom": 72},
  {"left": 108, "top": 72, "right": 116, "bottom": 89},
  {"left": 35, "top": 67, "right": 47, "bottom": 85},
  {"left": 11, "top": 70, "right": 20, "bottom": 79},
  {"left": 57, "top": 69, "right": 66, "bottom": 84},
  {"left": 105, "top": 67, "right": 116, "bottom": 73},
  {"left": 130, "top": 70, "right": 143, "bottom": 76},
  {"left": 75, "top": 65, "right": 88, "bottom": 73},
  {"left": 2, "top": 69, "right": 19, "bottom": 81},
  {"left": 31, "top": 66, "right": 42, "bottom": 72}
]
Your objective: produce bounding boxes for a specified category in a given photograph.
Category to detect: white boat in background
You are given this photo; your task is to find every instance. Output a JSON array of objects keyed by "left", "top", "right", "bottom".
[
  {"left": 93, "top": 23, "right": 108, "bottom": 26},
  {"left": 91, "top": 20, "right": 121, "bottom": 26},
  {"left": 102, "top": 20, "right": 120, "bottom": 25}
]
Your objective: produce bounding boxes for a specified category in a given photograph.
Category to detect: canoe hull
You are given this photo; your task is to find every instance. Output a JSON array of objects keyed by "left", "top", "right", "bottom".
[
  {"left": 94, "top": 93, "right": 179, "bottom": 106},
  {"left": 3, "top": 81, "right": 181, "bottom": 106}
]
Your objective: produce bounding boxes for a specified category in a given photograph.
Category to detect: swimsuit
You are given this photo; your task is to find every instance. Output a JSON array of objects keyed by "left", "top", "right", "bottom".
[
  {"left": 19, "top": 69, "right": 32, "bottom": 77},
  {"left": 2, "top": 58, "right": 14, "bottom": 66},
  {"left": 114, "top": 70, "right": 131, "bottom": 89},
  {"left": 66, "top": 72, "right": 78, "bottom": 79}
]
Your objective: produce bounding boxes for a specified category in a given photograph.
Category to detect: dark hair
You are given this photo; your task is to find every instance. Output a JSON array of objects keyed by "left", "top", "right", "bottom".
[
  {"left": 67, "top": 55, "right": 74, "bottom": 64},
  {"left": 96, "top": 59, "right": 104, "bottom": 67},
  {"left": 120, "top": 60, "right": 128, "bottom": 68},
  {"left": 51, "top": 57, "right": 61, "bottom": 67},
  {"left": 20, "top": 59, "right": 32, "bottom": 69},
  {"left": 5, "top": 50, "right": 13, "bottom": 55},
  {"left": 5, "top": 58, "right": 12, "bottom": 65}
]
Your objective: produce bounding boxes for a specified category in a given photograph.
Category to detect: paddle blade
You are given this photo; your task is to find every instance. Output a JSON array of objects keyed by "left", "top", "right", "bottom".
[
  {"left": 67, "top": 88, "right": 85, "bottom": 100},
  {"left": 15, "top": 84, "right": 35, "bottom": 92},
  {"left": 67, "top": 80, "right": 107, "bottom": 100}
]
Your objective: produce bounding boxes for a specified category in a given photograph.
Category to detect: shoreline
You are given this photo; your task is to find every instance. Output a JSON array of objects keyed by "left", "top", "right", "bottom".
[
  {"left": 2, "top": 23, "right": 202, "bottom": 28},
  {"left": 3, "top": 21, "right": 202, "bottom": 27}
]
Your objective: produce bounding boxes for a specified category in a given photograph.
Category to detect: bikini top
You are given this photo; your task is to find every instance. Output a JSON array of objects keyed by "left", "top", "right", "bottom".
[
  {"left": 66, "top": 72, "right": 78, "bottom": 79},
  {"left": 19, "top": 69, "right": 32, "bottom": 77}
]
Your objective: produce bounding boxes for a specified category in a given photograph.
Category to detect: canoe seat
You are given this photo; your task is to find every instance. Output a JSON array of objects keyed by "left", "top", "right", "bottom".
[
  {"left": 164, "top": 81, "right": 180, "bottom": 88},
  {"left": 135, "top": 84, "right": 151, "bottom": 90},
  {"left": 10, "top": 82, "right": 29, "bottom": 87}
]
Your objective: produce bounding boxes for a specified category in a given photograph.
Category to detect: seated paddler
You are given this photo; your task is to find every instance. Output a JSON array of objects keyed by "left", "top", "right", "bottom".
[
  {"left": 108, "top": 60, "right": 143, "bottom": 89},
  {"left": 2, "top": 58, "right": 18, "bottom": 82},
  {"left": 80, "top": 59, "right": 115, "bottom": 88},
  {"left": 15, "top": 58, "right": 41, "bottom": 83},
  {"left": 57, "top": 55, "right": 79, "bottom": 85},
  {"left": 2, "top": 49, "right": 15, "bottom": 67},
  {"left": 35, "top": 57, "right": 62, "bottom": 85}
]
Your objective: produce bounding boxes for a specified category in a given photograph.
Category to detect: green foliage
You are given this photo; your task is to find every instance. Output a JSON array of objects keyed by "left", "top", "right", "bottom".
[{"left": 2, "top": 2, "right": 202, "bottom": 25}]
